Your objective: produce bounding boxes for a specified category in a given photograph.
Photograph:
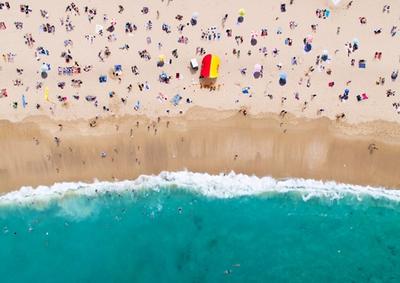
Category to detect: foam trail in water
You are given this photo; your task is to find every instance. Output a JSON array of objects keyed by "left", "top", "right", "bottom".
[{"left": 1, "top": 171, "right": 400, "bottom": 207}]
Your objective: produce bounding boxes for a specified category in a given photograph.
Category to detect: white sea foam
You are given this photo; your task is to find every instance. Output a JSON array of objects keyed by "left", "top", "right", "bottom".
[{"left": 1, "top": 171, "right": 400, "bottom": 207}]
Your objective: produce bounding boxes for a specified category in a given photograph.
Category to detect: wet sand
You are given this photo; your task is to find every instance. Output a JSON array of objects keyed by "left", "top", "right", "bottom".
[{"left": 1, "top": 107, "right": 400, "bottom": 193}]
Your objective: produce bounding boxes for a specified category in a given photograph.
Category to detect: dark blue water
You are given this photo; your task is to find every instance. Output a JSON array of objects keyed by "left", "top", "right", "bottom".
[{"left": 0, "top": 186, "right": 400, "bottom": 283}]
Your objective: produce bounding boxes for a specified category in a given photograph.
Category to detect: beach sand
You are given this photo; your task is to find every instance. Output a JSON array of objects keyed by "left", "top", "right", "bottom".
[
  {"left": 1, "top": 108, "right": 400, "bottom": 193},
  {"left": 0, "top": 0, "right": 400, "bottom": 192}
]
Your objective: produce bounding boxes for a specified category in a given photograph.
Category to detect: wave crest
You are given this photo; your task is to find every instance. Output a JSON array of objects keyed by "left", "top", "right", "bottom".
[{"left": 1, "top": 171, "right": 400, "bottom": 206}]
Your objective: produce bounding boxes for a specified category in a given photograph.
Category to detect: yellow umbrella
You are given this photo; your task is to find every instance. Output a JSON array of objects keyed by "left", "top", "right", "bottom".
[
  {"left": 239, "top": 8, "right": 246, "bottom": 16},
  {"left": 158, "top": 54, "right": 166, "bottom": 61}
]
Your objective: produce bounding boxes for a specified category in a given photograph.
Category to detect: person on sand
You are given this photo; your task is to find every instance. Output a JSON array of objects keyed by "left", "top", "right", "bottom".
[{"left": 368, "top": 143, "right": 379, "bottom": 154}]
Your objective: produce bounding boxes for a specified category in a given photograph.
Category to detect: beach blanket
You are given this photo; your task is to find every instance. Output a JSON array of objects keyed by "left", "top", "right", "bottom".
[{"left": 44, "top": 87, "right": 49, "bottom": 101}]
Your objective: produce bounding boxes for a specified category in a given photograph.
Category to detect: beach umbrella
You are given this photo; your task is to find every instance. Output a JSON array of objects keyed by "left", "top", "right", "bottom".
[
  {"left": 242, "top": 87, "right": 251, "bottom": 95},
  {"left": 95, "top": 24, "right": 103, "bottom": 34},
  {"left": 250, "top": 37, "right": 257, "bottom": 46},
  {"left": 40, "top": 63, "right": 49, "bottom": 72},
  {"left": 239, "top": 8, "right": 246, "bottom": 16},
  {"left": 157, "top": 55, "right": 166, "bottom": 67},
  {"left": 237, "top": 16, "right": 244, "bottom": 23},
  {"left": 200, "top": 54, "right": 220, "bottom": 79},
  {"left": 304, "top": 43, "right": 312, "bottom": 52},
  {"left": 191, "top": 12, "right": 199, "bottom": 25},
  {"left": 306, "top": 34, "right": 313, "bottom": 43},
  {"left": 253, "top": 64, "right": 262, "bottom": 79},
  {"left": 279, "top": 72, "right": 287, "bottom": 86},
  {"left": 192, "top": 12, "right": 199, "bottom": 20},
  {"left": 142, "top": 7, "right": 149, "bottom": 14},
  {"left": 325, "top": 9, "right": 331, "bottom": 17},
  {"left": 321, "top": 50, "right": 329, "bottom": 62},
  {"left": 41, "top": 71, "right": 48, "bottom": 79}
]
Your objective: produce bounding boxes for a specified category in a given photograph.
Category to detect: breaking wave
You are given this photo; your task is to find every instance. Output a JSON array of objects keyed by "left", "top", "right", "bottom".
[{"left": 1, "top": 171, "right": 400, "bottom": 207}]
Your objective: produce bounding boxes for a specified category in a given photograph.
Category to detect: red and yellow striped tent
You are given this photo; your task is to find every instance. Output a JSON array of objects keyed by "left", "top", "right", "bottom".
[{"left": 200, "top": 54, "right": 220, "bottom": 79}]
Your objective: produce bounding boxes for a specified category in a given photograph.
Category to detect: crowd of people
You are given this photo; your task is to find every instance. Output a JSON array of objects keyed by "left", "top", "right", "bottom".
[{"left": 0, "top": 0, "right": 399, "bottom": 124}]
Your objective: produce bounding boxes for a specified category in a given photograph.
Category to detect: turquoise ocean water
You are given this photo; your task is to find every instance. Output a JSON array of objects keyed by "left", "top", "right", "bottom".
[{"left": 0, "top": 172, "right": 400, "bottom": 282}]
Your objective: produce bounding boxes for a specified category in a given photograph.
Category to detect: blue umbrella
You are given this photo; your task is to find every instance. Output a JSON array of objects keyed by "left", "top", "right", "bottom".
[
  {"left": 279, "top": 72, "right": 287, "bottom": 86},
  {"left": 242, "top": 87, "right": 251, "bottom": 95},
  {"left": 304, "top": 43, "right": 312, "bottom": 52}
]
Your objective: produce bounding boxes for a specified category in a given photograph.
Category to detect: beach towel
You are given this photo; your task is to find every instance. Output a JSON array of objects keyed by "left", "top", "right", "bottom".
[
  {"left": 134, "top": 100, "right": 140, "bottom": 111},
  {"left": 171, "top": 94, "right": 182, "bottom": 106},
  {"left": 22, "top": 95, "right": 27, "bottom": 108},
  {"left": 44, "top": 87, "right": 49, "bottom": 101}
]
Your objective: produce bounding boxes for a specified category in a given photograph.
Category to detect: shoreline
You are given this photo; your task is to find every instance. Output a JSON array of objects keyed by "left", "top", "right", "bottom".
[{"left": 1, "top": 107, "right": 400, "bottom": 193}]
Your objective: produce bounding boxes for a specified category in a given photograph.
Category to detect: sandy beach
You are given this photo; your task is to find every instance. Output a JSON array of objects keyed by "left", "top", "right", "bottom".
[
  {"left": 1, "top": 108, "right": 400, "bottom": 192},
  {"left": 1, "top": 0, "right": 400, "bottom": 192}
]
